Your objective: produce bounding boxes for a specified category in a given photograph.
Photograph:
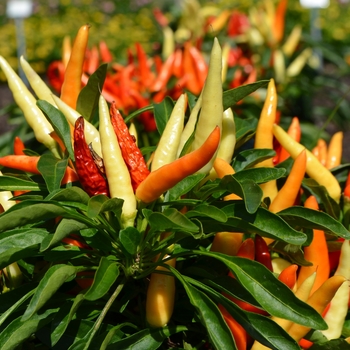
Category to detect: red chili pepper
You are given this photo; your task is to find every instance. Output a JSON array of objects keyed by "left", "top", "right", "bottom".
[
  {"left": 110, "top": 102, "right": 150, "bottom": 191},
  {"left": 99, "top": 40, "right": 113, "bottom": 63},
  {"left": 149, "top": 52, "right": 175, "bottom": 92},
  {"left": 74, "top": 117, "right": 109, "bottom": 197},
  {"left": 13, "top": 136, "right": 25, "bottom": 155},
  {"left": 46, "top": 60, "right": 65, "bottom": 93},
  {"left": 135, "top": 42, "right": 153, "bottom": 90},
  {"left": 278, "top": 264, "right": 298, "bottom": 289},
  {"left": 254, "top": 235, "right": 273, "bottom": 271},
  {"left": 236, "top": 238, "right": 255, "bottom": 260}
]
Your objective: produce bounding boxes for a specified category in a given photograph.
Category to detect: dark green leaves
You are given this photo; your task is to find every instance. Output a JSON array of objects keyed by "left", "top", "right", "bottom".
[{"left": 153, "top": 96, "right": 174, "bottom": 135}]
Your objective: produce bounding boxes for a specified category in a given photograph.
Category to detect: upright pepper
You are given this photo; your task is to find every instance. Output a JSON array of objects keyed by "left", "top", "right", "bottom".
[
  {"left": 136, "top": 126, "right": 220, "bottom": 204},
  {"left": 60, "top": 24, "right": 90, "bottom": 109},
  {"left": 273, "top": 124, "right": 341, "bottom": 203},
  {"left": 0, "top": 56, "right": 60, "bottom": 158},
  {"left": 99, "top": 95, "right": 137, "bottom": 228},
  {"left": 74, "top": 117, "right": 109, "bottom": 197},
  {"left": 254, "top": 79, "right": 278, "bottom": 202},
  {"left": 110, "top": 102, "right": 149, "bottom": 191},
  {"left": 278, "top": 117, "right": 301, "bottom": 163},
  {"left": 326, "top": 131, "right": 343, "bottom": 169},
  {"left": 191, "top": 37, "right": 223, "bottom": 174},
  {"left": 216, "top": 108, "right": 236, "bottom": 164}
]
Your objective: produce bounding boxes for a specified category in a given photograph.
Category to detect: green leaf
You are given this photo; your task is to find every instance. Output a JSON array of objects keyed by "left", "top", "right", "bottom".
[
  {"left": 50, "top": 294, "right": 85, "bottom": 346},
  {"left": 49, "top": 186, "right": 90, "bottom": 205},
  {"left": 233, "top": 167, "right": 286, "bottom": 184},
  {"left": 37, "top": 99, "right": 75, "bottom": 160},
  {"left": 22, "top": 264, "right": 77, "bottom": 321},
  {"left": 233, "top": 149, "right": 277, "bottom": 172},
  {"left": 196, "top": 251, "right": 326, "bottom": 330},
  {"left": 40, "top": 218, "right": 89, "bottom": 251},
  {"left": 119, "top": 227, "right": 142, "bottom": 255},
  {"left": 234, "top": 116, "right": 258, "bottom": 149},
  {"left": 0, "top": 201, "right": 69, "bottom": 233},
  {"left": 0, "top": 228, "right": 48, "bottom": 269},
  {"left": 271, "top": 241, "right": 314, "bottom": 266},
  {"left": 307, "top": 339, "right": 350, "bottom": 349},
  {"left": 87, "top": 195, "right": 124, "bottom": 218},
  {"left": 37, "top": 154, "right": 69, "bottom": 192},
  {"left": 186, "top": 204, "right": 227, "bottom": 222},
  {"left": 278, "top": 206, "right": 350, "bottom": 239},
  {"left": 105, "top": 326, "right": 188, "bottom": 350},
  {"left": 168, "top": 266, "right": 236, "bottom": 349},
  {"left": 84, "top": 257, "right": 119, "bottom": 301},
  {"left": 76, "top": 64, "right": 107, "bottom": 121},
  {"left": 0, "top": 175, "right": 46, "bottom": 191},
  {"left": 167, "top": 173, "right": 206, "bottom": 201},
  {"left": 144, "top": 208, "right": 199, "bottom": 233},
  {"left": 223, "top": 80, "right": 269, "bottom": 110},
  {"left": 153, "top": 96, "right": 174, "bottom": 135},
  {"left": 0, "top": 308, "right": 58, "bottom": 350}
]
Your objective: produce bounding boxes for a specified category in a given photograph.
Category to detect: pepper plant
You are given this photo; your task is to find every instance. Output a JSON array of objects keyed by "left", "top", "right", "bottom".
[{"left": 0, "top": 30, "right": 350, "bottom": 350}]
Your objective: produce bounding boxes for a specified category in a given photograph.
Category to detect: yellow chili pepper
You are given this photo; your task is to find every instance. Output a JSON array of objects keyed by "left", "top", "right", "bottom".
[
  {"left": 273, "top": 124, "right": 341, "bottom": 203},
  {"left": 326, "top": 131, "right": 343, "bottom": 169},
  {"left": 0, "top": 56, "right": 60, "bottom": 158},
  {"left": 216, "top": 108, "right": 236, "bottom": 164},
  {"left": 99, "top": 95, "right": 137, "bottom": 228}
]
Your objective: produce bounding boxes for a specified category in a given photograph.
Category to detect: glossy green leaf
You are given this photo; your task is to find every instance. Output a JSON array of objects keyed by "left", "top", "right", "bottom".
[
  {"left": 271, "top": 241, "right": 314, "bottom": 266},
  {"left": 0, "top": 202, "right": 69, "bottom": 233},
  {"left": 0, "top": 228, "right": 48, "bottom": 269},
  {"left": 278, "top": 206, "right": 350, "bottom": 239},
  {"left": 144, "top": 208, "right": 199, "bottom": 233},
  {"left": 105, "top": 326, "right": 188, "bottom": 350},
  {"left": 211, "top": 203, "right": 307, "bottom": 244},
  {"left": 80, "top": 228, "right": 112, "bottom": 253},
  {"left": 223, "top": 80, "right": 269, "bottom": 110},
  {"left": 0, "top": 175, "right": 46, "bottom": 191},
  {"left": 187, "top": 276, "right": 300, "bottom": 350},
  {"left": 234, "top": 116, "right": 258, "bottom": 149},
  {"left": 48, "top": 186, "right": 90, "bottom": 205},
  {"left": 167, "top": 173, "right": 206, "bottom": 201},
  {"left": 233, "top": 167, "right": 286, "bottom": 184},
  {"left": 43, "top": 246, "right": 88, "bottom": 262},
  {"left": 77, "top": 64, "right": 107, "bottom": 121},
  {"left": 196, "top": 251, "right": 326, "bottom": 330},
  {"left": 84, "top": 257, "right": 119, "bottom": 301},
  {"left": 100, "top": 323, "right": 133, "bottom": 350},
  {"left": 37, "top": 154, "right": 68, "bottom": 193},
  {"left": 169, "top": 265, "right": 236, "bottom": 349},
  {"left": 0, "top": 308, "right": 58, "bottom": 350},
  {"left": 153, "top": 96, "right": 174, "bottom": 135},
  {"left": 87, "top": 195, "right": 124, "bottom": 218},
  {"left": 37, "top": 99, "right": 75, "bottom": 161},
  {"left": 50, "top": 294, "right": 85, "bottom": 346},
  {"left": 40, "top": 218, "right": 89, "bottom": 251},
  {"left": 186, "top": 204, "right": 227, "bottom": 222},
  {"left": 22, "top": 264, "right": 77, "bottom": 321},
  {"left": 119, "top": 227, "right": 142, "bottom": 255},
  {"left": 233, "top": 149, "right": 277, "bottom": 172}
]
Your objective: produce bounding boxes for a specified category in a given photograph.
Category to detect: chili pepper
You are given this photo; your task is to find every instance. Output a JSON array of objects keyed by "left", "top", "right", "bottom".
[
  {"left": 99, "top": 40, "right": 113, "bottom": 63},
  {"left": 189, "top": 44, "right": 208, "bottom": 92},
  {"left": 282, "top": 24, "right": 302, "bottom": 57},
  {"left": 84, "top": 45, "right": 99, "bottom": 75},
  {"left": 46, "top": 60, "right": 65, "bottom": 93},
  {"left": 236, "top": 238, "right": 255, "bottom": 260},
  {"left": 210, "top": 232, "right": 243, "bottom": 257},
  {"left": 286, "top": 48, "right": 313, "bottom": 78},
  {"left": 278, "top": 117, "right": 301, "bottom": 163},
  {"left": 254, "top": 79, "right": 278, "bottom": 202},
  {"left": 182, "top": 42, "right": 202, "bottom": 96},
  {"left": 20, "top": 56, "right": 57, "bottom": 106},
  {"left": 0, "top": 56, "right": 60, "bottom": 158},
  {"left": 273, "top": 0, "right": 288, "bottom": 43},
  {"left": 151, "top": 94, "right": 187, "bottom": 171},
  {"left": 61, "top": 35, "right": 72, "bottom": 68},
  {"left": 320, "top": 277, "right": 349, "bottom": 340},
  {"left": 109, "top": 102, "right": 149, "bottom": 191},
  {"left": 316, "top": 138, "right": 328, "bottom": 166},
  {"left": 99, "top": 95, "right": 137, "bottom": 228},
  {"left": 297, "top": 196, "right": 330, "bottom": 295},
  {"left": 176, "top": 92, "right": 203, "bottom": 157},
  {"left": 149, "top": 51, "right": 175, "bottom": 92},
  {"left": 172, "top": 48, "right": 183, "bottom": 78},
  {"left": 278, "top": 264, "right": 298, "bottom": 290},
  {"left": 273, "top": 124, "right": 341, "bottom": 203},
  {"left": 136, "top": 126, "right": 220, "bottom": 204},
  {"left": 192, "top": 38, "right": 223, "bottom": 174},
  {"left": 74, "top": 117, "right": 109, "bottom": 197},
  {"left": 52, "top": 95, "right": 102, "bottom": 157},
  {"left": 269, "top": 149, "right": 306, "bottom": 213},
  {"left": 13, "top": 136, "right": 25, "bottom": 156},
  {"left": 135, "top": 42, "right": 153, "bottom": 90},
  {"left": 326, "top": 131, "right": 343, "bottom": 169},
  {"left": 288, "top": 275, "right": 346, "bottom": 341},
  {"left": 254, "top": 234, "right": 273, "bottom": 271},
  {"left": 146, "top": 257, "right": 176, "bottom": 327},
  {"left": 216, "top": 108, "right": 236, "bottom": 164},
  {"left": 271, "top": 257, "right": 292, "bottom": 274},
  {"left": 273, "top": 49, "right": 285, "bottom": 84},
  {"left": 161, "top": 26, "right": 175, "bottom": 60},
  {"left": 218, "top": 304, "right": 248, "bottom": 350},
  {"left": 60, "top": 24, "right": 90, "bottom": 109}
]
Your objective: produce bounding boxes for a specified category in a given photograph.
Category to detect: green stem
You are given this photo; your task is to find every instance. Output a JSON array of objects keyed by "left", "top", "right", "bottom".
[{"left": 124, "top": 105, "right": 154, "bottom": 124}]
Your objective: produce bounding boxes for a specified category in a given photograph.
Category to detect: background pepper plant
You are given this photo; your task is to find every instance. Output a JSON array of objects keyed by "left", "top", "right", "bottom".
[{"left": 0, "top": 25, "right": 350, "bottom": 349}]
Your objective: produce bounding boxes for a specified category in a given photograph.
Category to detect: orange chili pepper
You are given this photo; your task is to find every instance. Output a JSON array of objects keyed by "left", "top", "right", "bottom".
[
  {"left": 296, "top": 196, "right": 330, "bottom": 295},
  {"left": 149, "top": 52, "right": 175, "bottom": 92},
  {"left": 13, "top": 136, "right": 25, "bottom": 155},
  {"left": 182, "top": 42, "right": 202, "bottom": 96},
  {"left": 60, "top": 24, "right": 90, "bottom": 109},
  {"left": 326, "top": 131, "right": 343, "bottom": 169},
  {"left": 278, "top": 264, "right": 298, "bottom": 290},
  {"left": 273, "top": 0, "right": 288, "bottom": 44},
  {"left": 278, "top": 117, "right": 301, "bottom": 163},
  {"left": 210, "top": 232, "right": 243, "bottom": 257}
]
